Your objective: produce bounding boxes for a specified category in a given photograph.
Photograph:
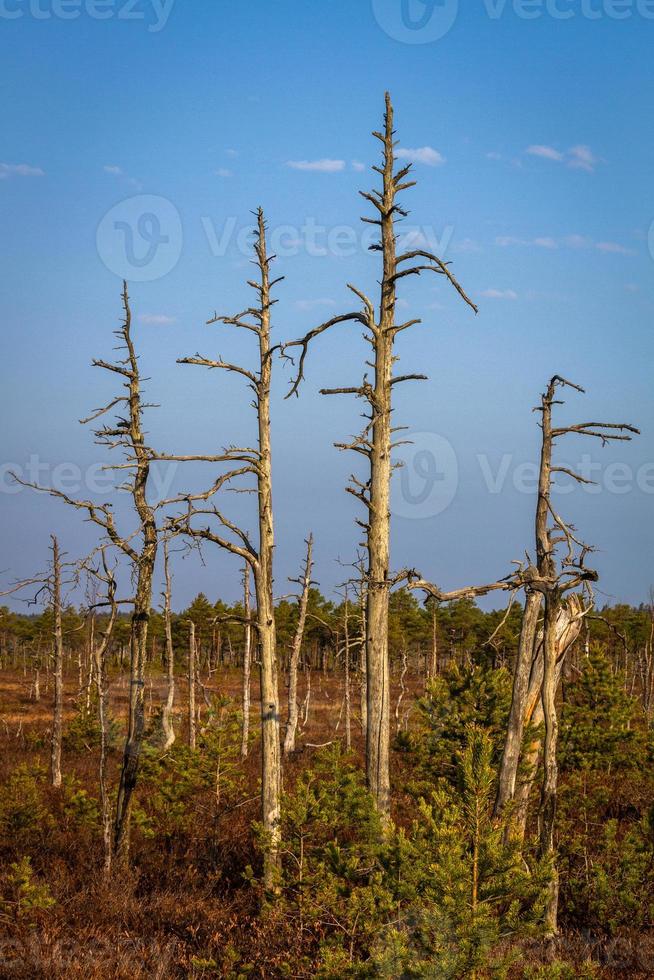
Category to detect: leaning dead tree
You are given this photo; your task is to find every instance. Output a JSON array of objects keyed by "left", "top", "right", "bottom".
[
  {"left": 494, "top": 375, "right": 638, "bottom": 937},
  {"left": 168, "top": 208, "right": 283, "bottom": 890},
  {"left": 283, "top": 93, "right": 477, "bottom": 819},
  {"left": 283, "top": 533, "right": 314, "bottom": 756},
  {"left": 14, "top": 282, "right": 163, "bottom": 865}
]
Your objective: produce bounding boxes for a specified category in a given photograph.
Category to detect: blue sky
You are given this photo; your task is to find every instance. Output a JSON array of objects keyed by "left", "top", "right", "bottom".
[{"left": 1, "top": 0, "right": 653, "bottom": 610}]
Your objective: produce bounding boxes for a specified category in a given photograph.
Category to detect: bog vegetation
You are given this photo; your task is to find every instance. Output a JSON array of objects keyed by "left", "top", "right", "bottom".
[{"left": 0, "top": 95, "right": 651, "bottom": 978}]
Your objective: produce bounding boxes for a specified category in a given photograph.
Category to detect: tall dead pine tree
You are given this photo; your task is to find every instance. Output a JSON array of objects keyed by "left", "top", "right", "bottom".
[
  {"left": 284, "top": 93, "right": 477, "bottom": 818},
  {"left": 171, "top": 209, "right": 283, "bottom": 889}
]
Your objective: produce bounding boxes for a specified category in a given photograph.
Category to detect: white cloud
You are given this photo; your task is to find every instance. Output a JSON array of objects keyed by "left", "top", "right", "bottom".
[
  {"left": 226, "top": 148, "right": 238, "bottom": 157},
  {"left": 396, "top": 146, "right": 445, "bottom": 166},
  {"left": 564, "top": 234, "right": 592, "bottom": 249},
  {"left": 525, "top": 144, "right": 599, "bottom": 173},
  {"left": 287, "top": 159, "right": 345, "bottom": 172},
  {"left": 625, "top": 283, "right": 639, "bottom": 293},
  {"left": 103, "top": 164, "right": 141, "bottom": 190},
  {"left": 351, "top": 160, "right": 365, "bottom": 172},
  {"left": 294, "top": 298, "right": 336, "bottom": 312},
  {"left": 496, "top": 232, "right": 631, "bottom": 254},
  {"left": 215, "top": 168, "right": 233, "bottom": 178},
  {"left": 486, "top": 151, "right": 503, "bottom": 161},
  {"left": 481, "top": 288, "right": 518, "bottom": 300},
  {"left": 568, "top": 144, "right": 597, "bottom": 173},
  {"left": 0, "top": 163, "right": 44, "bottom": 179},
  {"left": 495, "top": 235, "right": 526, "bottom": 247},
  {"left": 138, "top": 314, "right": 176, "bottom": 325},
  {"left": 595, "top": 241, "right": 633, "bottom": 255},
  {"left": 526, "top": 144, "right": 564, "bottom": 162}
]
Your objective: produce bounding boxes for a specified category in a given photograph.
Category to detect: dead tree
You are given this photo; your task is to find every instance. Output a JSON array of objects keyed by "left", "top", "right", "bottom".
[
  {"left": 241, "top": 561, "right": 252, "bottom": 759},
  {"left": 343, "top": 592, "right": 353, "bottom": 751},
  {"left": 84, "top": 550, "right": 119, "bottom": 875},
  {"left": 188, "top": 619, "right": 197, "bottom": 749},
  {"left": 284, "top": 534, "right": 314, "bottom": 756},
  {"left": 494, "top": 375, "right": 638, "bottom": 936},
  {"left": 14, "top": 283, "right": 163, "bottom": 865},
  {"left": 283, "top": 93, "right": 477, "bottom": 818},
  {"left": 167, "top": 208, "right": 283, "bottom": 890},
  {"left": 50, "top": 535, "right": 64, "bottom": 789}
]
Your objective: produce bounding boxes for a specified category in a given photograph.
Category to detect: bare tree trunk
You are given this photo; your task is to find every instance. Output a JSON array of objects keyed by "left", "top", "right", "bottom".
[
  {"left": 50, "top": 535, "right": 63, "bottom": 789},
  {"left": 188, "top": 620, "right": 196, "bottom": 750},
  {"left": 284, "top": 534, "right": 313, "bottom": 756},
  {"left": 241, "top": 562, "right": 252, "bottom": 759},
  {"left": 540, "top": 594, "right": 560, "bottom": 937},
  {"left": 161, "top": 538, "right": 176, "bottom": 751},
  {"left": 495, "top": 590, "right": 542, "bottom": 816},
  {"left": 92, "top": 558, "right": 118, "bottom": 877},
  {"left": 256, "top": 340, "right": 281, "bottom": 889},
  {"left": 512, "top": 596, "right": 585, "bottom": 842},
  {"left": 394, "top": 645, "right": 408, "bottom": 733},
  {"left": 112, "top": 284, "right": 158, "bottom": 866},
  {"left": 344, "top": 596, "right": 352, "bottom": 752}
]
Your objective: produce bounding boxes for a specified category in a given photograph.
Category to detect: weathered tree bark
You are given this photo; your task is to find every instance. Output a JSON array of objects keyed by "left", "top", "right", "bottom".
[
  {"left": 284, "top": 534, "right": 313, "bottom": 756},
  {"left": 511, "top": 595, "right": 584, "bottom": 843},
  {"left": 241, "top": 561, "right": 252, "bottom": 759},
  {"left": 50, "top": 535, "right": 63, "bottom": 789},
  {"left": 495, "top": 590, "right": 542, "bottom": 816},
  {"left": 283, "top": 94, "right": 476, "bottom": 819},
  {"left": 161, "top": 538, "right": 176, "bottom": 751},
  {"left": 188, "top": 620, "right": 196, "bottom": 750}
]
